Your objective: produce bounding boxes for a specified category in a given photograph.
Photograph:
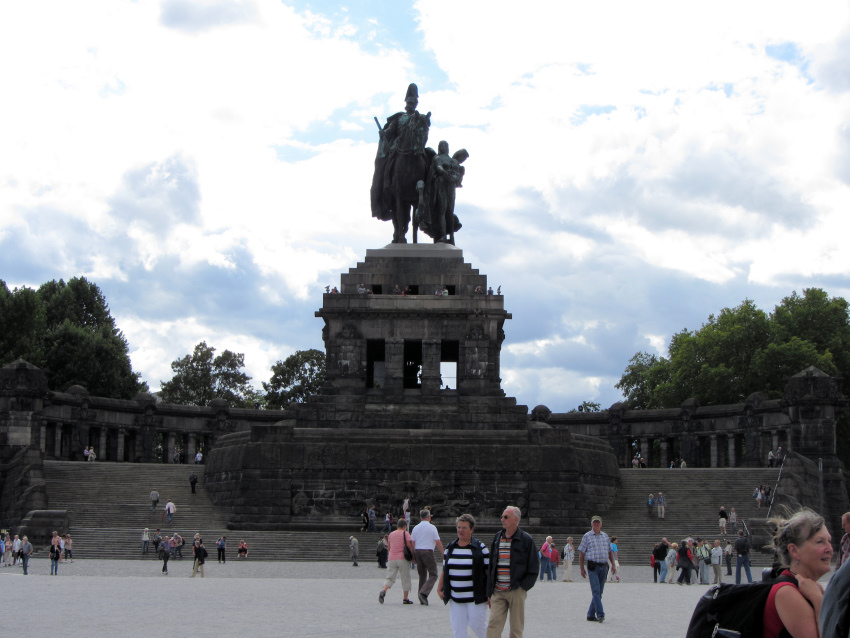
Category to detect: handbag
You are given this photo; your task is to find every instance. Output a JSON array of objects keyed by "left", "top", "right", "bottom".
[{"left": 403, "top": 532, "right": 414, "bottom": 561}]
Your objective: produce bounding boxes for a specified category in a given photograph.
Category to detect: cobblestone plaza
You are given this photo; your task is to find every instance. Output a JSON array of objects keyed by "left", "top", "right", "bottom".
[{"left": 3, "top": 560, "right": 735, "bottom": 637}]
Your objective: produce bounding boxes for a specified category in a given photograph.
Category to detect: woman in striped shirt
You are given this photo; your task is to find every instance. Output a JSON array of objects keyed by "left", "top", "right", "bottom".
[{"left": 438, "top": 514, "right": 490, "bottom": 638}]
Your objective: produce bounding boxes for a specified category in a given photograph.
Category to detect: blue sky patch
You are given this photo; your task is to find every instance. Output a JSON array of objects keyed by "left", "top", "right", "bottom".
[{"left": 570, "top": 104, "right": 617, "bottom": 126}]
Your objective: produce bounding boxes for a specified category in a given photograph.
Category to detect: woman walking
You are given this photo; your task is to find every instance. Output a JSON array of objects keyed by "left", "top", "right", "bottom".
[{"left": 378, "top": 519, "right": 416, "bottom": 604}]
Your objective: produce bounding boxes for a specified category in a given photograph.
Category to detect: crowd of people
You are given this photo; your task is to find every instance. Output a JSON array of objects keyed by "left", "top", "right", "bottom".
[{"left": 2, "top": 530, "right": 72, "bottom": 575}]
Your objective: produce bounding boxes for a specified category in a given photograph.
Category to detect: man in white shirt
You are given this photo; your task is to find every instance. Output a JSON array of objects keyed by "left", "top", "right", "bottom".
[{"left": 411, "top": 509, "right": 444, "bottom": 605}]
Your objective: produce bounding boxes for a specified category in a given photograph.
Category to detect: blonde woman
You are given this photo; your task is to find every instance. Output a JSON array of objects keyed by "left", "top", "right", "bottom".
[
  {"left": 763, "top": 509, "right": 830, "bottom": 638},
  {"left": 665, "top": 542, "right": 678, "bottom": 583}
]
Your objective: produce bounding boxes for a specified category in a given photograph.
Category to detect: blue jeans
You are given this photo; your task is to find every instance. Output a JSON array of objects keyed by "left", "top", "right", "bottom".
[
  {"left": 51, "top": 558, "right": 59, "bottom": 575},
  {"left": 142, "top": 540, "right": 149, "bottom": 554},
  {"left": 21, "top": 555, "right": 29, "bottom": 575},
  {"left": 736, "top": 554, "right": 752, "bottom": 583},
  {"left": 166, "top": 512, "right": 173, "bottom": 523},
  {"left": 700, "top": 560, "right": 711, "bottom": 584},
  {"left": 539, "top": 556, "right": 550, "bottom": 580},
  {"left": 549, "top": 563, "right": 557, "bottom": 581},
  {"left": 659, "top": 561, "right": 668, "bottom": 582},
  {"left": 586, "top": 562, "right": 608, "bottom": 620}
]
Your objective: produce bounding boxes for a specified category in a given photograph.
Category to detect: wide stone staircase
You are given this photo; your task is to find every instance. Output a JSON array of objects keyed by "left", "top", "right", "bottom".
[
  {"left": 554, "top": 467, "right": 782, "bottom": 568},
  {"left": 42, "top": 460, "right": 366, "bottom": 562},
  {"left": 42, "top": 461, "right": 784, "bottom": 565}
]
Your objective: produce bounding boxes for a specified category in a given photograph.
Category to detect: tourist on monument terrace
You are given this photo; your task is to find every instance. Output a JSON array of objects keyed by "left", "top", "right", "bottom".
[
  {"left": 216, "top": 535, "right": 226, "bottom": 563},
  {"left": 665, "top": 542, "right": 678, "bottom": 583},
  {"left": 378, "top": 518, "right": 415, "bottom": 605},
  {"left": 48, "top": 537, "right": 61, "bottom": 575},
  {"left": 735, "top": 529, "right": 753, "bottom": 583},
  {"left": 486, "top": 505, "right": 538, "bottom": 637},
  {"left": 437, "top": 513, "right": 489, "bottom": 638},
  {"left": 189, "top": 471, "right": 198, "bottom": 494},
  {"left": 377, "top": 535, "right": 388, "bottom": 568},
  {"left": 562, "top": 537, "right": 575, "bottom": 582},
  {"left": 238, "top": 540, "right": 248, "bottom": 558},
  {"left": 578, "top": 515, "right": 616, "bottom": 622},
  {"left": 719, "top": 506, "right": 728, "bottom": 535},
  {"left": 191, "top": 540, "right": 208, "bottom": 578},
  {"left": 159, "top": 535, "right": 170, "bottom": 575},
  {"left": 729, "top": 507, "right": 738, "bottom": 533},
  {"left": 142, "top": 528, "right": 150, "bottom": 554}
]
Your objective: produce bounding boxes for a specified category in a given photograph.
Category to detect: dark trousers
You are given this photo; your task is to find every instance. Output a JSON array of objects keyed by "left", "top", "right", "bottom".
[
  {"left": 190, "top": 483, "right": 196, "bottom": 494},
  {"left": 653, "top": 562, "right": 661, "bottom": 582},
  {"left": 218, "top": 547, "right": 225, "bottom": 563},
  {"left": 415, "top": 549, "right": 439, "bottom": 598},
  {"left": 677, "top": 566, "right": 692, "bottom": 584},
  {"left": 162, "top": 554, "right": 169, "bottom": 573},
  {"left": 726, "top": 554, "right": 732, "bottom": 575}
]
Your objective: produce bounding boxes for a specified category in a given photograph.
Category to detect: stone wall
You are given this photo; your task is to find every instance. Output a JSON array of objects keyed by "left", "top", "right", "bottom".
[
  {"left": 205, "top": 422, "right": 620, "bottom": 530},
  {"left": 0, "top": 446, "right": 49, "bottom": 540}
]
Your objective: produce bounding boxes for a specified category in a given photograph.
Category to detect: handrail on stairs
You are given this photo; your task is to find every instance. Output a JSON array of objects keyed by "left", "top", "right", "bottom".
[{"left": 765, "top": 455, "right": 785, "bottom": 519}]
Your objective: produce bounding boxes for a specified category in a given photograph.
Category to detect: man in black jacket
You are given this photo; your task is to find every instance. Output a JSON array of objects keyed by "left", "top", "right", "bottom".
[
  {"left": 191, "top": 540, "right": 208, "bottom": 578},
  {"left": 486, "top": 506, "right": 538, "bottom": 638}
]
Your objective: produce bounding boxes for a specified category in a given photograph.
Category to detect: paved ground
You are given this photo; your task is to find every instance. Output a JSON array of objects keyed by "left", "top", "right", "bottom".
[{"left": 1, "top": 558, "right": 759, "bottom": 637}]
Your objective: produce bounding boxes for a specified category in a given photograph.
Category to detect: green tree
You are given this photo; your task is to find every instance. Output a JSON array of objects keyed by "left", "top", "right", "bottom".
[
  {"left": 0, "top": 277, "right": 147, "bottom": 398},
  {"left": 567, "top": 400, "right": 603, "bottom": 413},
  {"left": 617, "top": 291, "right": 850, "bottom": 409},
  {"left": 262, "top": 349, "right": 326, "bottom": 409},
  {"left": 160, "top": 341, "right": 255, "bottom": 407}
]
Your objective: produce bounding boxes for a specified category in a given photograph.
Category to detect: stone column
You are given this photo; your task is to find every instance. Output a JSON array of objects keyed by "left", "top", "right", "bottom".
[
  {"left": 710, "top": 435, "right": 718, "bottom": 468},
  {"left": 771, "top": 430, "right": 779, "bottom": 453},
  {"left": 785, "top": 429, "right": 792, "bottom": 453},
  {"left": 187, "top": 433, "right": 197, "bottom": 463},
  {"left": 660, "top": 439, "right": 669, "bottom": 468},
  {"left": 420, "top": 339, "right": 442, "bottom": 395},
  {"left": 54, "top": 426, "right": 63, "bottom": 459},
  {"left": 99, "top": 427, "right": 108, "bottom": 461},
  {"left": 116, "top": 428, "right": 125, "bottom": 462},
  {"left": 166, "top": 432, "right": 176, "bottom": 464},
  {"left": 727, "top": 435, "right": 736, "bottom": 468},
  {"left": 384, "top": 339, "right": 404, "bottom": 394},
  {"left": 640, "top": 438, "right": 649, "bottom": 463}
]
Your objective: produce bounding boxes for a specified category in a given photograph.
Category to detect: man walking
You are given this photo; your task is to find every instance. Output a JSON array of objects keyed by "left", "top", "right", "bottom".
[
  {"left": 20, "top": 536, "right": 33, "bottom": 575},
  {"left": 411, "top": 509, "right": 444, "bottom": 605},
  {"left": 486, "top": 505, "right": 538, "bottom": 638},
  {"left": 734, "top": 529, "right": 753, "bottom": 583},
  {"left": 837, "top": 512, "right": 850, "bottom": 570},
  {"left": 150, "top": 488, "right": 159, "bottom": 512},
  {"left": 189, "top": 472, "right": 198, "bottom": 495},
  {"left": 695, "top": 538, "right": 711, "bottom": 584},
  {"left": 578, "top": 515, "right": 617, "bottom": 623},
  {"left": 164, "top": 499, "right": 176, "bottom": 524},
  {"left": 656, "top": 491, "right": 666, "bottom": 519},
  {"left": 349, "top": 536, "right": 359, "bottom": 566},
  {"left": 367, "top": 504, "right": 377, "bottom": 533},
  {"left": 216, "top": 535, "right": 226, "bottom": 563}
]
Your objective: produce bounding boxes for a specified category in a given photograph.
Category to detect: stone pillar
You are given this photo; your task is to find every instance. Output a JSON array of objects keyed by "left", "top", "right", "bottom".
[
  {"left": 785, "top": 429, "right": 792, "bottom": 453},
  {"left": 660, "top": 439, "right": 669, "bottom": 468},
  {"left": 166, "top": 432, "right": 175, "bottom": 464},
  {"left": 384, "top": 339, "right": 404, "bottom": 394},
  {"left": 187, "top": 433, "right": 197, "bottom": 463},
  {"left": 710, "top": 435, "right": 718, "bottom": 468},
  {"left": 420, "top": 339, "right": 442, "bottom": 395},
  {"left": 640, "top": 438, "right": 649, "bottom": 463},
  {"left": 116, "top": 428, "right": 125, "bottom": 462},
  {"left": 727, "top": 435, "right": 737, "bottom": 468},
  {"left": 99, "top": 427, "right": 108, "bottom": 461},
  {"left": 39, "top": 423, "right": 47, "bottom": 453},
  {"left": 54, "top": 426, "right": 62, "bottom": 459}
]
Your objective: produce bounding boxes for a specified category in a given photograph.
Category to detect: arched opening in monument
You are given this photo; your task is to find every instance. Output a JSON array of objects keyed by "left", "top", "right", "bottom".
[
  {"left": 440, "top": 340, "right": 459, "bottom": 389},
  {"left": 403, "top": 340, "right": 423, "bottom": 389},
  {"left": 366, "top": 339, "right": 386, "bottom": 388},
  {"left": 651, "top": 438, "right": 661, "bottom": 467},
  {"left": 372, "top": 284, "right": 383, "bottom": 295},
  {"left": 407, "top": 285, "right": 419, "bottom": 295},
  {"left": 444, "top": 284, "right": 456, "bottom": 295}
]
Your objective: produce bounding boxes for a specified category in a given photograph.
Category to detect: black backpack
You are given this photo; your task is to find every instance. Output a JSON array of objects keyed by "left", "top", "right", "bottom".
[{"left": 686, "top": 574, "right": 797, "bottom": 638}]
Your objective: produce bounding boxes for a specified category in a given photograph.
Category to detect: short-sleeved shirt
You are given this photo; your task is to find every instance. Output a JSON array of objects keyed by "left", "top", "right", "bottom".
[
  {"left": 411, "top": 520, "right": 440, "bottom": 551},
  {"left": 387, "top": 529, "right": 410, "bottom": 561},
  {"left": 578, "top": 530, "right": 611, "bottom": 563}
]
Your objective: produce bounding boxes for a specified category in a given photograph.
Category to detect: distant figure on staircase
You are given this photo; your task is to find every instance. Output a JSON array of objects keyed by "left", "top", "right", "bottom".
[
  {"left": 142, "top": 528, "right": 150, "bottom": 555},
  {"left": 150, "top": 489, "right": 159, "bottom": 512},
  {"left": 164, "top": 499, "right": 176, "bottom": 524},
  {"left": 195, "top": 450, "right": 203, "bottom": 464},
  {"left": 189, "top": 472, "right": 198, "bottom": 494},
  {"left": 656, "top": 492, "right": 666, "bottom": 519},
  {"left": 729, "top": 507, "right": 737, "bottom": 533},
  {"left": 350, "top": 536, "right": 359, "bottom": 566},
  {"left": 238, "top": 540, "right": 248, "bottom": 558},
  {"left": 719, "top": 506, "right": 728, "bottom": 535},
  {"left": 646, "top": 494, "right": 655, "bottom": 516},
  {"left": 768, "top": 449, "right": 775, "bottom": 467},
  {"left": 680, "top": 459, "right": 687, "bottom": 468}
]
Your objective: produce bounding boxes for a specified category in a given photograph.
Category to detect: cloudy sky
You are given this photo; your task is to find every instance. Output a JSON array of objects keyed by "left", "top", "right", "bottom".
[{"left": 2, "top": 1, "right": 850, "bottom": 412}]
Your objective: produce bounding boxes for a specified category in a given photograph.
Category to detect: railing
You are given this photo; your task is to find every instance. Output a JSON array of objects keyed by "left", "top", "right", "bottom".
[{"left": 765, "top": 455, "right": 785, "bottom": 519}]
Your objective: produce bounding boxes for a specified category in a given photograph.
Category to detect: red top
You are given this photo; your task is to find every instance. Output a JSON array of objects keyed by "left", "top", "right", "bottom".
[{"left": 763, "top": 570, "right": 798, "bottom": 638}]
